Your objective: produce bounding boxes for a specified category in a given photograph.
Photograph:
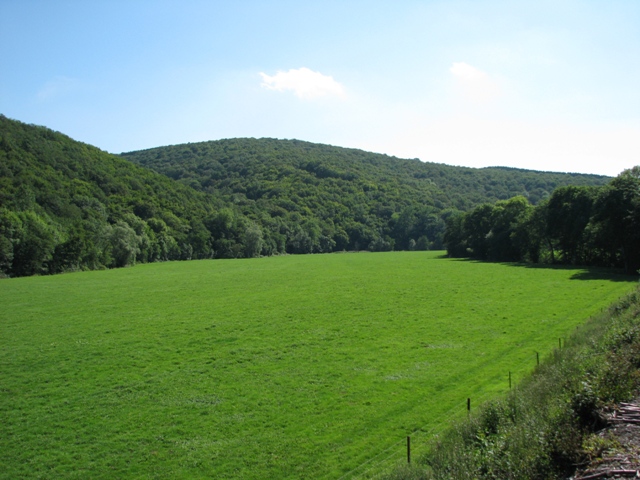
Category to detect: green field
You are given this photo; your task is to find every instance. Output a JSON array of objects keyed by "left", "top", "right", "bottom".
[{"left": 0, "top": 252, "right": 636, "bottom": 479}]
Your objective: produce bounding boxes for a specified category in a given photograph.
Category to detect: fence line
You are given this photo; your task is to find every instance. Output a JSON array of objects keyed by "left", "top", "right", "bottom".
[
  {"left": 337, "top": 397, "right": 474, "bottom": 480},
  {"left": 337, "top": 347, "right": 551, "bottom": 479}
]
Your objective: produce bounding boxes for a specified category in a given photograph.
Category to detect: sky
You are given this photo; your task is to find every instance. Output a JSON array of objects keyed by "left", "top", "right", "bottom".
[{"left": 1, "top": 1, "right": 639, "bottom": 176}]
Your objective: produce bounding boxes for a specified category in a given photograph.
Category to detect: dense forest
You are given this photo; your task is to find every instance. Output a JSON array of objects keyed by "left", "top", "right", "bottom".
[
  {"left": 0, "top": 115, "right": 222, "bottom": 276},
  {"left": 444, "top": 169, "right": 640, "bottom": 273},
  {"left": 122, "top": 138, "right": 609, "bottom": 254},
  {"left": 0, "top": 114, "right": 613, "bottom": 277}
]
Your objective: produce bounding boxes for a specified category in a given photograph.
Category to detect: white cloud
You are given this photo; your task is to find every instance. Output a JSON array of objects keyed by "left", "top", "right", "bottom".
[
  {"left": 450, "top": 62, "right": 501, "bottom": 104},
  {"left": 259, "top": 67, "right": 346, "bottom": 100}
]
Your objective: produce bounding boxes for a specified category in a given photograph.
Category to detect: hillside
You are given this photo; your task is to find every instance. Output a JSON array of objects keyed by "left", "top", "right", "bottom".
[
  {"left": 0, "top": 115, "right": 220, "bottom": 276},
  {"left": 0, "top": 115, "right": 612, "bottom": 277},
  {"left": 122, "top": 138, "right": 609, "bottom": 253},
  {"left": 122, "top": 138, "right": 609, "bottom": 209}
]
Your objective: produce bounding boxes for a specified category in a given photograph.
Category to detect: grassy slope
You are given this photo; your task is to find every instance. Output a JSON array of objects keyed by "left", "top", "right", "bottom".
[
  {"left": 0, "top": 252, "right": 636, "bottom": 479},
  {"left": 383, "top": 288, "right": 640, "bottom": 480}
]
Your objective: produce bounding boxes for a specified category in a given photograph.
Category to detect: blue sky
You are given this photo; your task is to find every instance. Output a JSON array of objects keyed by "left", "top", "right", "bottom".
[{"left": 1, "top": 1, "right": 639, "bottom": 176}]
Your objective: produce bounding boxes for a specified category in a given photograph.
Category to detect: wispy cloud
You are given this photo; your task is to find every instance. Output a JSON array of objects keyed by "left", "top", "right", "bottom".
[
  {"left": 450, "top": 62, "right": 501, "bottom": 104},
  {"left": 259, "top": 67, "right": 346, "bottom": 100}
]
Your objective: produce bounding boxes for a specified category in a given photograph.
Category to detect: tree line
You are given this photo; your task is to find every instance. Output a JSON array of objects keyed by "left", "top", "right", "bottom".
[
  {"left": 0, "top": 114, "right": 616, "bottom": 277},
  {"left": 444, "top": 167, "right": 640, "bottom": 274},
  {"left": 121, "top": 138, "right": 609, "bottom": 257},
  {"left": 0, "top": 115, "right": 219, "bottom": 277}
]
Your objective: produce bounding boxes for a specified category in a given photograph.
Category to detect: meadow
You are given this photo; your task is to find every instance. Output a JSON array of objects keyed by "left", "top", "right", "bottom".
[{"left": 0, "top": 252, "right": 636, "bottom": 479}]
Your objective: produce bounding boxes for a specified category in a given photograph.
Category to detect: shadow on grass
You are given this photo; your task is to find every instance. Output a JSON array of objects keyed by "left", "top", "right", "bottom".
[{"left": 443, "top": 256, "right": 638, "bottom": 282}]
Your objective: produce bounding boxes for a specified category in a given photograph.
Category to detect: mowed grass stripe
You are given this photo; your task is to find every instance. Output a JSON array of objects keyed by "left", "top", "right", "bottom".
[{"left": 0, "top": 252, "right": 635, "bottom": 479}]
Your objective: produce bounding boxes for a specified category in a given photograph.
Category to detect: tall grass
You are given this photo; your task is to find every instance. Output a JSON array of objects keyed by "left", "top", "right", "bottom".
[{"left": 383, "top": 287, "right": 640, "bottom": 480}]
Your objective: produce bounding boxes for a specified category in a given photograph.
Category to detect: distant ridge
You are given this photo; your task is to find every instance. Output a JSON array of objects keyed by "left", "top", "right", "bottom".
[
  {"left": 122, "top": 137, "right": 608, "bottom": 211},
  {"left": 0, "top": 115, "right": 610, "bottom": 276}
]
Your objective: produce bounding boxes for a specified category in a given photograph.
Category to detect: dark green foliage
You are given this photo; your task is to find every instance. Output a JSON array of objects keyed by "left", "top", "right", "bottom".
[
  {"left": 444, "top": 171, "right": 640, "bottom": 273},
  {"left": 0, "top": 114, "right": 612, "bottom": 276},
  {"left": 546, "top": 186, "right": 597, "bottom": 265},
  {"left": 591, "top": 167, "right": 640, "bottom": 273},
  {"left": 0, "top": 208, "right": 22, "bottom": 274},
  {"left": 443, "top": 213, "right": 467, "bottom": 257},
  {"left": 445, "top": 197, "right": 534, "bottom": 262},
  {"left": 0, "top": 115, "right": 215, "bottom": 276},
  {"left": 122, "top": 138, "right": 608, "bottom": 259},
  {"left": 11, "top": 210, "right": 56, "bottom": 276},
  {"left": 486, "top": 196, "right": 533, "bottom": 262}
]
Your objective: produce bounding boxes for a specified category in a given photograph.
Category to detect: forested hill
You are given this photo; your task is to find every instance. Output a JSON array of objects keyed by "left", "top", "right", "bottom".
[
  {"left": 123, "top": 138, "right": 608, "bottom": 212},
  {"left": 122, "top": 138, "right": 608, "bottom": 253},
  {"left": 0, "top": 115, "right": 221, "bottom": 276},
  {"left": 0, "top": 115, "right": 611, "bottom": 277}
]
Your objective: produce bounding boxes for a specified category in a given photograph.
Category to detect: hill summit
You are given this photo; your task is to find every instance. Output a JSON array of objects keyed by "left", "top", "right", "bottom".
[{"left": 0, "top": 115, "right": 610, "bottom": 276}]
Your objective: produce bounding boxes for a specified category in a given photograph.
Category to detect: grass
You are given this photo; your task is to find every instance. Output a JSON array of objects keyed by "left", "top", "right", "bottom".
[
  {"left": 383, "top": 288, "right": 640, "bottom": 480},
  {"left": 0, "top": 252, "right": 636, "bottom": 479}
]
